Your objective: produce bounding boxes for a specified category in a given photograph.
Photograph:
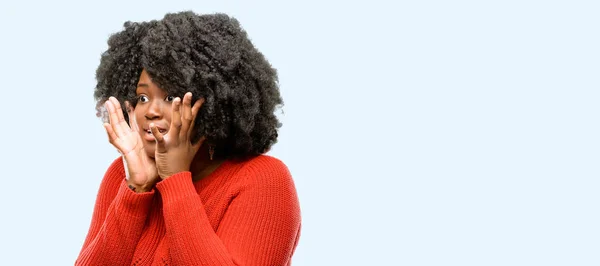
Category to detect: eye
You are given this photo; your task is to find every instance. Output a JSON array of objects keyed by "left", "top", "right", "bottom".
[
  {"left": 165, "top": 95, "right": 175, "bottom": 102},
  {"left": 137, "top": 95, "right": 149, "bottom": 103}
]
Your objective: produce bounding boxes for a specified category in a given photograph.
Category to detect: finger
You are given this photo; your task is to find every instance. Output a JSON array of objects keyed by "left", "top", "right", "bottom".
[
  {"left": 180, "top": 93, "right": 193, "bottom": 140},
  {"left": 105, "top": 99, "right": 125, "bottom": 138},
  {"left": 103, "top": 123, "right": 117, "bottom": 145},
  {"left": 188, "top": 97, "right": 205, "bottom": 139},
  {"left": 150, "top": 123, "right": 167, "bottom": 153},
  {"left": 170, "top": 97, "right": 183, "bottom": 139},
  {"left": 190, "top": 97, "right": 204, "bottom": 121},
  {"left": 104, "top": 123, "right": 124, "bottom": 154},
  {"left": 182, "top": 92, "right": 193, "bottom": 120},
  {"left": 192, "top": 136, "right": 206, "bottom": 153},
  {"left": 110, "top": 97, "right": 127, "bottom": 125},
  {"left": 125, "top": 101, "right": 139, "bottom": 132},
  {"left": 111, "top": 97, "right": 132, "bottom": 132}
]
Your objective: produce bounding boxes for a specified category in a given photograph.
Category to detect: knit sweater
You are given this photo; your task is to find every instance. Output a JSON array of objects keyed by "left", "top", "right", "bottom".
[{"left": 75, "top": 155, "right": 301, "bottom": 266}]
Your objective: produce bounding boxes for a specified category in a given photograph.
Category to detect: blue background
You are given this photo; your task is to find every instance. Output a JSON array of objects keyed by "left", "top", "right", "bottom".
[{"left": 0, "top": 1, "right": 598, "bottom": 265}]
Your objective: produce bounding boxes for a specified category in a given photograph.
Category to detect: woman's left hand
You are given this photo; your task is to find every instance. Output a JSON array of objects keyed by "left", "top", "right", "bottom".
[{"left": 150, "top": 92, "right": 206, "bottom": 179}]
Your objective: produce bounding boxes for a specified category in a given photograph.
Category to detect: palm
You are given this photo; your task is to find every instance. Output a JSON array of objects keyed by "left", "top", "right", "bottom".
[
  {"left": 149, "top": 93, "right": 205, "bottom": 180},
  {"left": 111, "top": 130, "right": 143, "bottom": 155},
  {"left": 103, "top": 97, "right": 158, "bottom": 188},
  {"left": 120, "top": 131, "right": 157, "bottom": 186}
]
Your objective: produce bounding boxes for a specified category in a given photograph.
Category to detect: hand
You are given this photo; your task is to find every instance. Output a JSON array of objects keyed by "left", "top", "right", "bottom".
[
  {"left": 150, "top": 92, "right": 205, "bottom": 179},
  {"left": 103, "top": 97, "right": 159, "bottom": 192}
]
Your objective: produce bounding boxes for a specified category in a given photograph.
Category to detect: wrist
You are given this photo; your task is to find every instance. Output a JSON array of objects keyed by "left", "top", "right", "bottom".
[
  {"left": 126, "top": 180, "right": 153, "bottom": 193},
  {"left": 159, "top": 170, "right": 189, "bottom": 180}
]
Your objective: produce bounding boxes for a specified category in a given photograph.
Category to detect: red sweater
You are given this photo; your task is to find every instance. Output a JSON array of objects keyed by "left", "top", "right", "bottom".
[{"left": 76, "top": 155, "right": 301, "bottom": 266}]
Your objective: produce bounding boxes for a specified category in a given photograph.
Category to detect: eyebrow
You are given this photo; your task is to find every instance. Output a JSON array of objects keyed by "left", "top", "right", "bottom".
[{"left": 137, "top": 83, "right": 149, "bottom": 88}]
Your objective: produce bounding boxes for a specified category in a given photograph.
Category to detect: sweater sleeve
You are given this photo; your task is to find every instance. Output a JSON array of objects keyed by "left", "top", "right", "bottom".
[
  {"left": 75, "top": 157, "right": 155, "bottom": 266},
  {"left": 156, "top": 157, "right": 302, "bottom": 266}
]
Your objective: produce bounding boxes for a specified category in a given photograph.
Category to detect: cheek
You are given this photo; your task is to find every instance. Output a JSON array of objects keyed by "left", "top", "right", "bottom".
[
  {"left": 164, "top": 106, "right": 173, "bottom": 121},
  {"left": 133, "top": 111, "right": 144, "bottom": 126}
]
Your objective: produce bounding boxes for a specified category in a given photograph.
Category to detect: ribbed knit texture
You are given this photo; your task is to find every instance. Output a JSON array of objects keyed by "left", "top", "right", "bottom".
[{"left": 75, "top": 155, "right": 301, "bottom": 266}]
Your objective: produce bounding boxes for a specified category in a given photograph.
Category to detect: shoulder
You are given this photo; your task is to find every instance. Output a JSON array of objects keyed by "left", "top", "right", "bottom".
[
  {"left": 106, "top": 156, "right": 126, "bottom": 178},
  {"left": 242, "top": 155, "right": 290, "bottom": 175},
  {"left": 233, "top": 156, "right": 300, "bottom": 217},
  {"left": 236, "top": 155, "right": 296, "bottom": 192},
  {"left": 90, "top": 156, "right": 127, "bottom": 202},
  {"left": 101, "top": 156, "right": 126, "bottom": 187}
]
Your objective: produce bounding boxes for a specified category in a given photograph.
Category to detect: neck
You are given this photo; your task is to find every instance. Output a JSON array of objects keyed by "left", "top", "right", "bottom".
[{"left": 190, "top": 145, "right": 225, "bottom": 182}]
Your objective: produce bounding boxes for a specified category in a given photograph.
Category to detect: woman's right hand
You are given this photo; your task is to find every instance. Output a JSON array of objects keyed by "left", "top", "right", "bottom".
[{"left": 103, "top": 97, "right": 158, "bottom": 192}]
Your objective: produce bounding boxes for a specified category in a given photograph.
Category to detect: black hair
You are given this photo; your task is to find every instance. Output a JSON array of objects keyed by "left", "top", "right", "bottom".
[{"left": 94, "top": 11, "right": 283, "bottom": 160}]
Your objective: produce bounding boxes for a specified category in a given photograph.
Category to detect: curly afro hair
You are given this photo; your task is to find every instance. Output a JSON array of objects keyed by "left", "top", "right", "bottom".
[{"left": 94, "top": 11, "right": 283, "bottom": 160}]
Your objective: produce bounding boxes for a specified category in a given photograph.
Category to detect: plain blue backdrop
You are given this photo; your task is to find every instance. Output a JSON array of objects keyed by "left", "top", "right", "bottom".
[{"left": 0, "top": 0, "right": 598, "bottom": 265}]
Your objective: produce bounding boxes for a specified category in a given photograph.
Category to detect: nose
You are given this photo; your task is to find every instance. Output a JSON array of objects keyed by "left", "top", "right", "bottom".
[{"left": 144, "top": 100, "right": 164, "bottom": 120}]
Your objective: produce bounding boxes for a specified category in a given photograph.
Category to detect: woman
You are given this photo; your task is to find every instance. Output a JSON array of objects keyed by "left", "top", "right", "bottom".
[{"left": 76, "top": 11, "right": 301, "bottom": 266}]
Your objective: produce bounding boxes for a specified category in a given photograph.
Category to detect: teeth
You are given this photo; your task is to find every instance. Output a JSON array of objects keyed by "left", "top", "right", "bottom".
[{"left": 145, "top": 129, "right": 166, "bottom": 134}]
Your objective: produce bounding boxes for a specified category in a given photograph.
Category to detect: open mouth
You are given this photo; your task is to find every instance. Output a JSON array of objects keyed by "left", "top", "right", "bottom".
[
  {"left": 142, "top": 126, "right": 168, "bottom": 141},
  {"left": 145, "top": 129, "right": 167, "bottom": 134}
]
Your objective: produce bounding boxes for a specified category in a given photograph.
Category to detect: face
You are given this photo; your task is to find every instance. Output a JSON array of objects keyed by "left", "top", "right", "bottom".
[{"left": 133, "top": 69, "right": 175, "bottom": 158}]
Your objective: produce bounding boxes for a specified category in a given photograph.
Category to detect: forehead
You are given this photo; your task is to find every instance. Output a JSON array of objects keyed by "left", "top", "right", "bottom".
[
  {"left": 138, "top": 69, "right": 154, "bottom": 84},
  {"left": 136, "top": 69, "right": 165, "bottom": 94}
]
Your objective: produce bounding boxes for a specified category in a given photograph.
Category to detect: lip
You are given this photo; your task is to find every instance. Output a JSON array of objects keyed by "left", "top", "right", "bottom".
[{"left": 142, "top": 124, "right": 169, "bottom": 141}]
